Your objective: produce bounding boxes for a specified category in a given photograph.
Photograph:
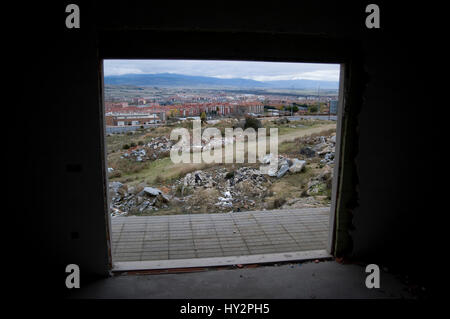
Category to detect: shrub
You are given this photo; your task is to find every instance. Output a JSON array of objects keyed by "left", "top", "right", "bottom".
[
  {"left": 274, "top": 117, "right": 289, "bottom": 124},
  {"left": 200, "top": 111, "right": 207, "bottom": 123},
  {"left": 154, "top": 175, "right": 165, "bottom": 184},
  {"left": 309, "top": 105, "right": 318, "bottom": 113},
  {"left": 225, "top": 171, "right": 235, "bottom": 179},
  {"left": 269, "top": 198, "right": 286, "bottom": 209},
  {"left": 122, "top": 144, "right": 130, "bottom": 150},
  {"left": 244, "top": 116, "right": 262, "bottom": 130},
  {"left": 109, "top": 170, "right": 122, "bottom": 178},
  {"left": 130, "top": 142, "right": 137, "bottom": 148},
  {"left": 138, "top": 140, "right": 144, "bottom": 146},
  {"left": 232, "top": 120, "right": 245, "bottom": 130},
  {"left": 175, "top": 184, "right": 193, "bottom": 197}
]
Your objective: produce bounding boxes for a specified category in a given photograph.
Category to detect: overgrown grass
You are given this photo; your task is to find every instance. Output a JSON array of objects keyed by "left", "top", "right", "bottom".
[
  {"left": 111, "top": 156, "right": 227, "bottom": 187},
  {"left": 264, "top": 165, "right": 322, "bottom": 209},
  {"left": 105, "top": 126, "right": 174, "bottom": 153},
  {"left": 277, "top": 127, "right": 336, "bottom": 156}
]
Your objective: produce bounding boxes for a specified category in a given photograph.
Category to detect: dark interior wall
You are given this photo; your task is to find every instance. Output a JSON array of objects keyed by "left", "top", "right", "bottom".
[
  {"left": 17, "top": 1, "right": 440, "bottom": 296},
  {"left": 350, "top": 19, "right": 436, "bottom": 271}
]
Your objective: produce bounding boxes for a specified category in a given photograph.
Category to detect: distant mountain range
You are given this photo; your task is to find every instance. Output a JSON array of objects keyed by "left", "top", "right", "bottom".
[{"left": 104, "top": 73, "right": 339, "bottom": 90}]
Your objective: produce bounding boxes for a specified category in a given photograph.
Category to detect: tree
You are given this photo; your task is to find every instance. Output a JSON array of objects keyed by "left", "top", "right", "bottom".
[
  {"left": 169, "top": 109, "right": 180, "bottom": 118},
  {"left": 284, "top": 105, "right": 299, "bottom": 113},
  {"left": 200, "top": 111, "right": 207, "bottom": 123},
  {"left": 244, "top": 116, "right": 262, "bottom": 130},
  {"left": 308, "top": 104, "right": 319, "bottom": 113}
]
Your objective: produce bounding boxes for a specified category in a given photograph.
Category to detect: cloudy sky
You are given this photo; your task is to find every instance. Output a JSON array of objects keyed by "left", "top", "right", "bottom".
[{"left": 104, "top": 60, "right": 340, "bottom": 82}]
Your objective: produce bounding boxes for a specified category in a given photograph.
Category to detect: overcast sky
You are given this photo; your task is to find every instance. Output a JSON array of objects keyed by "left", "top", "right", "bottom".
[{"left": 103, "top": 60, "right": 340, "bottom": 82}]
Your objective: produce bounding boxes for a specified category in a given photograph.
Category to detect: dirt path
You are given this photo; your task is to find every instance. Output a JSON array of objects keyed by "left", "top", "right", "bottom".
[
  {"left": 222, "top": 123, "right": 337, "bottom": 163},
  {"left": 278, "top": 123, "right": 336, "bottom": 143}
]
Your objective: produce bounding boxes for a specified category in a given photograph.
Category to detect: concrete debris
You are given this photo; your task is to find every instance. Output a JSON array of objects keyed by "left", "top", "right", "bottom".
[
  {"left": 260, "top": 154, "right": 305, "bottom": 178},
  {"left": 289, "top": 159, "right": 306, "bottom": 173},
  {"left": 172, "top": 166, "right": 270, "bottom": 212},
  {"left": 143, "top": 187, "right": 162, "bottom": 196},
  {"left": 305, "top": 164, "right": 334, "bottom": 196},
  {"left": 300, "top": 147, "right": 316, "bottom": 158},
  {"left": 123, "top": 136, "right": 173, "bottom": 162},
  {"left": 109, "top": 183, "right": 169, "bottom": 215},
  {"left": 109, "top": 181, "right": 124, "bottom": 193},
  {"left": 299, "top": 134, "right": 336, "bottom": 164},
  {"left": 276, "top": 164, "right": 290, "bottom": 178},
  {"left": 321, "top": 152, "right": 334, "bottom": 164},
  {"left": 110, "top": 207, "right": 127, "bottom": 218},
  {"left": 261, "top": 153, "right": 276, "bottom": 165},
  {"left": 330, "top": 135, "right": 336, "bottom": 143},
  {"left": 202, "top": 135, "right": 234, "bottom": 151},
  {"left": 184, "top": 170, "right": 215, "bottom": 188}
]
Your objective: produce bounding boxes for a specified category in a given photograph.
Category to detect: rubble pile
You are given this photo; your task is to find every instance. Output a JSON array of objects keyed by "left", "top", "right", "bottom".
[
  {"left": 169, "top": 166, "right": 272, "bottom": 212},
  {"left": 109, "top": 182, "right": 170, "bottom": 216},
  {"left": 259, "top": 154, "right": 306, "bottom": 178},
  {"left": 299, "top": 134, "right": 336, "bottom": 164},
  {"left": 121, "top": 136, "right": 173, "bottom": 162},
  {"left": 305, "top": 165, "right": 333, "bottom": 196},
  {"left": 201, "top": 135, "right": 235, "bottom": 151},
  {"left": 183, "top": 170, "right": 216, "bottom": 188},
  {"left": 108, "top": 131, "right": 337, "bottom": 216}
]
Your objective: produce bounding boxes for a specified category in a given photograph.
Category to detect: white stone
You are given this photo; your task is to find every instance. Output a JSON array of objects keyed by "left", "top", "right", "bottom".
[
  {"left": 289, "top": 159, "right": 306, "bottom": 173},
  {"left": 261, "top": 153, "right": 275, "bottom": 164},
  {"left": 143, "top": 187, "right": 162, "bottom": 196},
  {"left": 330, "top": 135, "right": 336, "bottom": 143}
]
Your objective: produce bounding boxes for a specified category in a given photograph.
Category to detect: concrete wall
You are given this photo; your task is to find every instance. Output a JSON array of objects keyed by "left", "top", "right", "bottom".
[{"left": 18, "top": 2, "right": 440, "bottom": 297}]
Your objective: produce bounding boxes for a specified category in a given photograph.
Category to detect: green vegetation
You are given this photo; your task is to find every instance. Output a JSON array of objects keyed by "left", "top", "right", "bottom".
[
  {"left": 283, "top": 105, "right": 299, "bottom": 113},
  {"left": 265, "top": 166, "right": 315, "bottom": 209},
  {"left": 309, "top": 105, "right": 318, "bottom": 113},
  {"left": 106, "top": 126, "right": 172, "bottom": 153},
  {"left": 263, "top": 119, "right": 334, "bottom": 136},
  {"left": 277, "top": 127, "right": 336, "bottom": 157},
  {"left": 244, "top": 116, "right": 262, "bottom": 130}
]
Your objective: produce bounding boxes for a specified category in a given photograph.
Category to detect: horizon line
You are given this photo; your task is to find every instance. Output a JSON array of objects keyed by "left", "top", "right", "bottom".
[{"left": 104, "top": 72, "right": 339, "bottom": 83}]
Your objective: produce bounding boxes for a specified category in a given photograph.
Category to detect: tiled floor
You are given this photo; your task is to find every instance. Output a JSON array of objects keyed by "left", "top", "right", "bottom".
[{"left": 111, "top": 207, "right": 330, "bottom": 262}]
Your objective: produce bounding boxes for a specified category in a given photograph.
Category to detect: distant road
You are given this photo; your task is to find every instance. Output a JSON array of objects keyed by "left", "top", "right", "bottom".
[
  {"left": 287, "top": 115, "right": 337, "bottom": 121},
  {"left": 106, "top": 124, "right": 160, "bottom": 134},
  {"left": 261, "top": 115, "right": 337, "bottom": 122}
]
